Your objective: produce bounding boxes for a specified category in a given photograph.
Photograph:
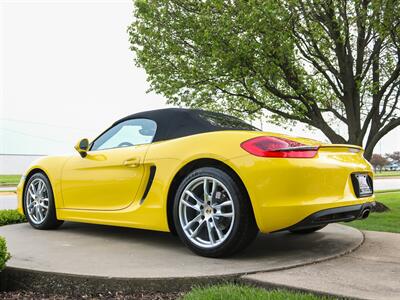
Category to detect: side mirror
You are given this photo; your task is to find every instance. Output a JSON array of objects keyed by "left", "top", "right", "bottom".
[{"left": 74, "top": 138, "right": 89, "bottom": 158}]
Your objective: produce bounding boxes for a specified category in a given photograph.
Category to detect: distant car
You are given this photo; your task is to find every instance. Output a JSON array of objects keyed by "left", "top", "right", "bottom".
[
  {"left": 17, "top": 108, "right": 375, "bottom": 257},
  {"left": 383, "top": 163, "right": 400, "bottom": 171}
]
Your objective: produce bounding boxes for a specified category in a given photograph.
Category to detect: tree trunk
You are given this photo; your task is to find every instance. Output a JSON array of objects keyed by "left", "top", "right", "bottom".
[
  {"left": 364, "top": 144, "right": 374, "bottom": 161},
  {"left": 364, "top": 128, "right": 384, "bottom": 161}
]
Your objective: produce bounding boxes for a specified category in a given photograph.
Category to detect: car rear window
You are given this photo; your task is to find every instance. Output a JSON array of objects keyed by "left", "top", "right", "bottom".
[{"left": 197, "top": 111, "right": 260, "bottom": 131}]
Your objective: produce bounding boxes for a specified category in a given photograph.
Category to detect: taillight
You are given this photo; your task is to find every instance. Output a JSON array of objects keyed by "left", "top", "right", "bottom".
[{"left": 240, "top": 136, "right": 319, "bottom": 158}]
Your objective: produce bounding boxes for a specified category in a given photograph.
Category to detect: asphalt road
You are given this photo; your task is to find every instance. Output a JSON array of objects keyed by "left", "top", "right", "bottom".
[
  {"left": 0, "top": 187, "right": 17, "bottom": 192},
  {"left": 374, "top": 177, "right": 400, "bottom": 190},
  {"left": 0, "top": 194, "right": 17, "bottom": 210}
]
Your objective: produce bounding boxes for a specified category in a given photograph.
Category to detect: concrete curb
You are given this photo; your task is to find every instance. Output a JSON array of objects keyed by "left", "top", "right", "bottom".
[
  {"left": 2, "top": 227, "right": 365, "bottom": 295},
  {"left": 3, "top": 267, "right": 238, "bottom": 294}
]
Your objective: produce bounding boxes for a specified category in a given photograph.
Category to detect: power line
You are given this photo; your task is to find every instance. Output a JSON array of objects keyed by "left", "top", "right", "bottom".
[
  {"left": 0, "top": 118, "right": 98, "bottom": 132},
  {"left": 0, "top": 127, "right": 67, "bottom": 143}
]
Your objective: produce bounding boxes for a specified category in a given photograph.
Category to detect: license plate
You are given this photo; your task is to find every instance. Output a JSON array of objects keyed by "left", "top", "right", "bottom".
[{"left": 352, "top": 174, "right": 373, "bottom": 197}]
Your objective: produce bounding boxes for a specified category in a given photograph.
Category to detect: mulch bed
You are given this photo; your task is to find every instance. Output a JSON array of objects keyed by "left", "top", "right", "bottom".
[{"left": 0, "top": 291, "right": 184, "bottom": 300}]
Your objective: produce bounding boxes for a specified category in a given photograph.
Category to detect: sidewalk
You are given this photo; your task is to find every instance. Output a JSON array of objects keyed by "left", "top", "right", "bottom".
[{"left": 242, "top": 230, "right": 400, "bottom": 300}]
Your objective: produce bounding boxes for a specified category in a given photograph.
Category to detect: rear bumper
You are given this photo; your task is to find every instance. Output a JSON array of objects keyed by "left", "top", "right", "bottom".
[
  {"left": 280, "top": 201, "right": 376, "bottom": 232},
  {"left": 228, "top": 149, "right": 374, "bottom": 233}
]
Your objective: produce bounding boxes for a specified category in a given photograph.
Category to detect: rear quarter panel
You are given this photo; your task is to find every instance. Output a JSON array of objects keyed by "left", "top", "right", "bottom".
[{"left": 229, "top": 146, "right": 374, "bottom": 232}]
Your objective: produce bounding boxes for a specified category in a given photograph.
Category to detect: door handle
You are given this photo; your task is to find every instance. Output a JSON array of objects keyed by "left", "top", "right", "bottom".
[{"left": 123, "top": 157, "right": 140, "bottom": 167}]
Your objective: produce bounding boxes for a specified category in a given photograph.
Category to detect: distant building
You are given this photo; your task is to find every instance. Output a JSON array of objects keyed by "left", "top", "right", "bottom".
[{"left": 0, "top": 154, "right": 46, "bottom": 175}]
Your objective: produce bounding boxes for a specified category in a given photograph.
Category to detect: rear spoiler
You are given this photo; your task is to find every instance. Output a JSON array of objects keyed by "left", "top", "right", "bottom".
[{"left": 319, "top": 144, "right": 363, "bottom": 152}]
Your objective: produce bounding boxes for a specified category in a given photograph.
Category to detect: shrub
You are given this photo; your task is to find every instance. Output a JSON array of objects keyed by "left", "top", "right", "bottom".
[
  {"left": 0, "top": 210, "right": 25, "bottom": 271},
  {"left": 0, "top": 210, "right": 26, "bottom": 227},
  {"left": 0, "top": 237, "right": 10, "bottom": 271}
]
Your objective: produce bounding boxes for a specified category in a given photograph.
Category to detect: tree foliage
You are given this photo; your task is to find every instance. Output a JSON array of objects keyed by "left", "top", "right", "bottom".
[
  {"left": 385, "top": 151, "right": 400, "bottom": 164},
  {"left": 129, "top": 0, "right": 400, "bottom": 159},
  {"left": 370, "top": 153, "right": 389, "bottom": 170}
]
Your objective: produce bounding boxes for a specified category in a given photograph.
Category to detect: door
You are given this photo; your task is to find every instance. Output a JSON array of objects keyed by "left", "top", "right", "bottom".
[{"left": 61, "top": 118, "right": 157, "bottom": 210}]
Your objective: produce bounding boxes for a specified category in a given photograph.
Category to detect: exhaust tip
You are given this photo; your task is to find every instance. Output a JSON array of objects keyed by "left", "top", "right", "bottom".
[{"left": 361, "top": 209, "right": 370, "bottom": 219}]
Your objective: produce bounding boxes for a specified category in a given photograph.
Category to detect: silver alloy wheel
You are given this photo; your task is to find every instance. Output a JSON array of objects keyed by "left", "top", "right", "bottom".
[
  {"left": 25, "top": 178, "right": 49, "bottom": 224},
  {"left": 179, "top": 176, "right": 235, "bottom": 249}
]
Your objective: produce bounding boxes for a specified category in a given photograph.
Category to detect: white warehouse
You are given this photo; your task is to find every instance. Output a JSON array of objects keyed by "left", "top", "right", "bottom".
[{"left": 0, "top": 154, "right": 45, "bottom": 175}]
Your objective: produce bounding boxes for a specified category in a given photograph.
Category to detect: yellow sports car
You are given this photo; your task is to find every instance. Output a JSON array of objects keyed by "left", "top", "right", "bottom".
[{"left": 17, "top": 108, "right": 375, "bottom": 257}]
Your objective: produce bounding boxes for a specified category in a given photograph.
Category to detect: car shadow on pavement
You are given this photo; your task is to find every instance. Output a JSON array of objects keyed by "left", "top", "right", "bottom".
[{"left": 55, "top": 221, "right": 351, "bottom": 260}]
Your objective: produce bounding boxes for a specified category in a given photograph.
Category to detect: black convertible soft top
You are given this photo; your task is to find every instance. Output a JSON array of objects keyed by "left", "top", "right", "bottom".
[{"left": 114, "top": 108, "right": 259, "bottom": 142}]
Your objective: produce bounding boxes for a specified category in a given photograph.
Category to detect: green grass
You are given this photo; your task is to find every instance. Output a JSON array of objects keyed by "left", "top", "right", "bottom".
[
  {"left": 345, "top": 192, "right": 400, "bottom": 233},
  {"left": 0, "top": 210, "right": 26, "bottom": 227},
  {"left": 0, "top": 175, "right": 21, "bottom": 186},
  {"left": 375, "top": 189, "right": 400, "bottom": 194},
  {"left": 374, "top": 171, "right": 400, "bottom": 177},
  {"left": 182, "top": 285, "right": 328, "bottom": 300}
]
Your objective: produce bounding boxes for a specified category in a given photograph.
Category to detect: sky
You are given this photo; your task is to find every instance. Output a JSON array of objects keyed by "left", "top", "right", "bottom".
[{"left": 1, "top": 0, "right": 399, "bottom": 156}]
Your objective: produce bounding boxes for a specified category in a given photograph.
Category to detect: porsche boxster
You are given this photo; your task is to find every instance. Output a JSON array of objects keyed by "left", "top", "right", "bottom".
[{"left": 17, "top": 108, "right": 375, "bottom": 257}]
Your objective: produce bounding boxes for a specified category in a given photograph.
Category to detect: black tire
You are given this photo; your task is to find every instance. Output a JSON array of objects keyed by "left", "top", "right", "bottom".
[
  {"left": 289, "top": 225, "right": 327, "bottom": 234},
  {"left": 173, "top": 167, "right": 258, "bottom": 257},
  {"left": 23, "top": 172, "right": 63, "bottom": 230}
]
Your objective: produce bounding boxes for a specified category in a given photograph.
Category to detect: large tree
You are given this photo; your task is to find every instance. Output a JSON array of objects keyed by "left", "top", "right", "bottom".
[{"left": 129, "top": 0, "right": 400, "bottom": 159}]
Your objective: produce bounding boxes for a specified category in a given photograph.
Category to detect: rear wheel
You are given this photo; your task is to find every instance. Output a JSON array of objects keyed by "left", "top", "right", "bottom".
[
  {"left": 23, "top": 173, "right": 63, "bottom": 230},
  {"left": 173, "top": 167, "right": 258, "bottom": 257},
  {"left": 289, "top": 225, "right": 327, "bottom": 234}
]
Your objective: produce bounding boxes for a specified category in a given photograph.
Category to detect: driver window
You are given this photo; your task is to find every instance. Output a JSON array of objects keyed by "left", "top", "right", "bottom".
[{"left": 90, "top": 118, "right": 157, "bottom": 151}]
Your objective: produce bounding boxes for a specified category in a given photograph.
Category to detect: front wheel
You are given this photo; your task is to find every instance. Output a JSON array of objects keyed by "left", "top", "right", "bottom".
[
  {"left": 173, "top": 167, "right": 258, "bottom": 257},
  {"left": 23, "top": 172, "right": 63, "bottom": 230}
]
